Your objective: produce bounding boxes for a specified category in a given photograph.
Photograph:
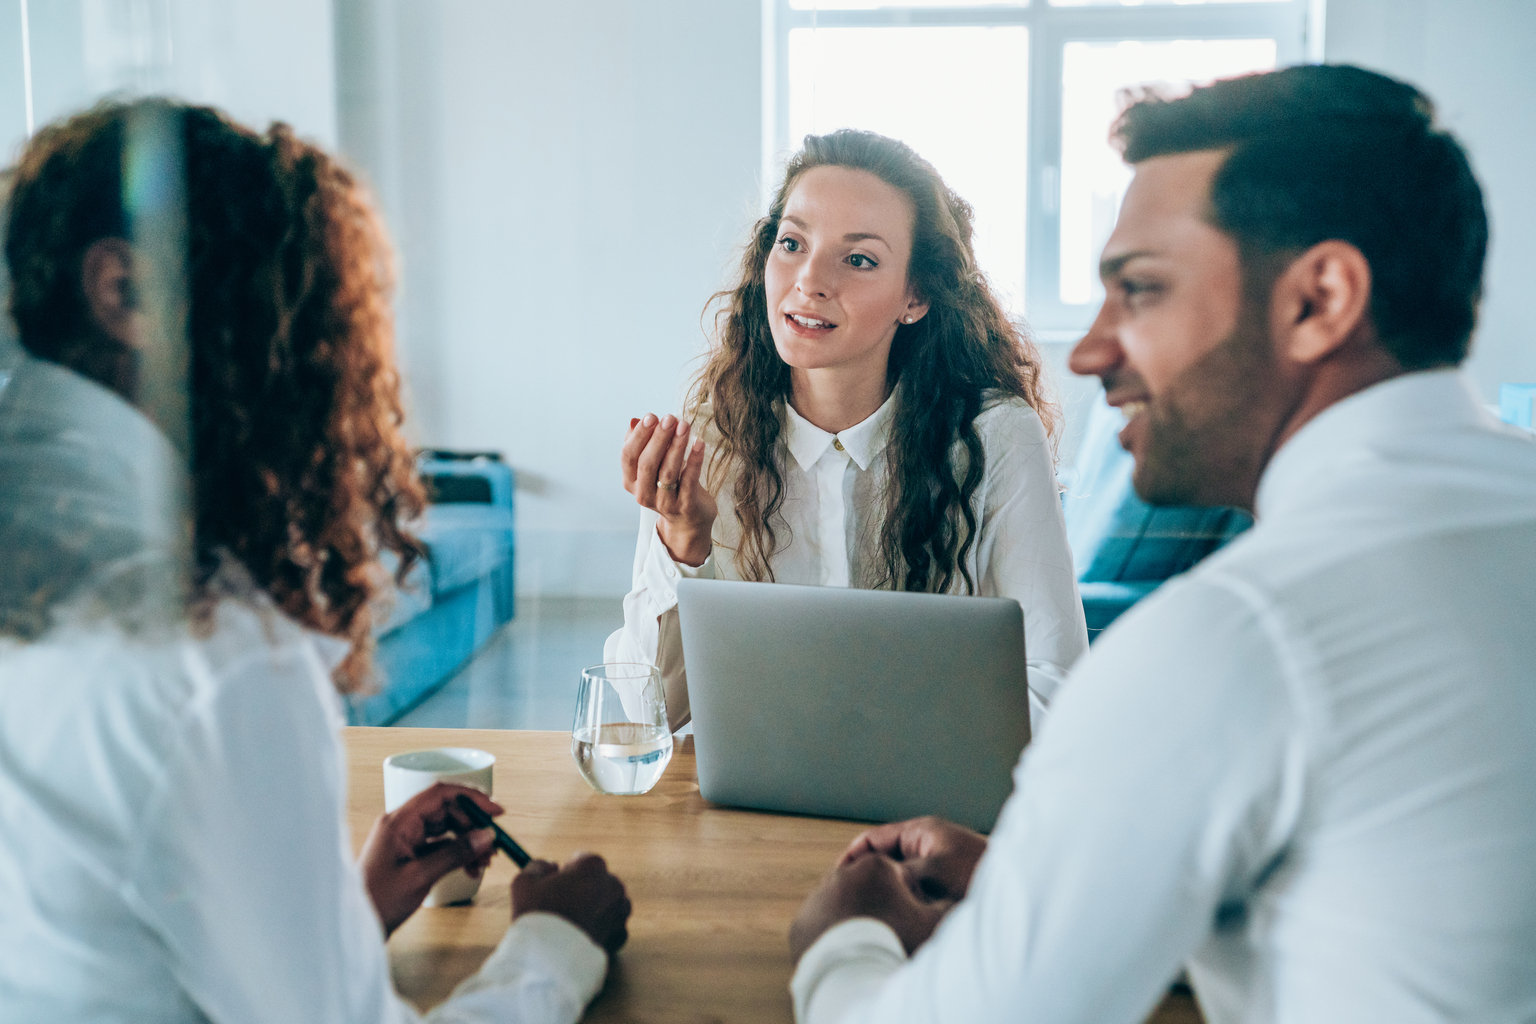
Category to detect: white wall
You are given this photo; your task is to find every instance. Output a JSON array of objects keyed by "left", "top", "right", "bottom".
[
  {"left": 336, "top": 1, "right": 763, "bottom": 598},
  {"left": 0, "top": 0, "right": 339, "bottom": 403},
  {"left": 1325, "top": 0, "right": 1536, "bottom": 400},
  {"left": 0, "top": 0, "right": 337, "bottom": 163}
]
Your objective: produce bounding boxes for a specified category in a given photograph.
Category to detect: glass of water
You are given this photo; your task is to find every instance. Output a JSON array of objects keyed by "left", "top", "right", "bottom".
[{"left": 571, "top": 663, "right": 673, "bottom": 796}]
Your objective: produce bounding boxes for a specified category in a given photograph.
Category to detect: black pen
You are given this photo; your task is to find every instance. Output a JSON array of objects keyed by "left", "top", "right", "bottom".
[{"left": 455, "top": 793, "right": 533, "bottom": 867}]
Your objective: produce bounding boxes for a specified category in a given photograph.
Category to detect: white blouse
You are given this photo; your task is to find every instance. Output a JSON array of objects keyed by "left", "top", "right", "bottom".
[
  {"left": 0, "top": 355, "right": 608, "bottom": 1024},
  {"left": 605, "top": 390, "right": 1088, "bottom": 731}
]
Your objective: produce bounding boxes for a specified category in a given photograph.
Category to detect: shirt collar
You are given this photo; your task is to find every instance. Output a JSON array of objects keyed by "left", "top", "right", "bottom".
[
  {"left": 1255, "top": 368, "right": 1492, "bottom": 519},
  {"left": 783, "top": 387, "right": 899, "bottom": 472}
]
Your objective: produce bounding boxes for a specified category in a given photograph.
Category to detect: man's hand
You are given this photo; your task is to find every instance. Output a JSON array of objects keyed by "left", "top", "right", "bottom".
[
  {"left": 513, "top": 852, "right": 632, "bottom": 954},
  {"left": 359, "top": 782, "right": 500, "bottom": 936},
  {"left": 790, "top": 854, "right": 954, "bottom": 964},
  {"left": 841, "top": 816, "right": 988, "bottom": 902}
]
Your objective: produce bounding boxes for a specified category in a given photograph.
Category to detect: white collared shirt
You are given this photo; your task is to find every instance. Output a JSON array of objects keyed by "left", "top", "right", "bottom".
[
  {"left": 789, "top": 369, "right": 1536, "bottom": 1024},
  {"left": 605, "top": 390, "right": 1088, "bottom": 730},
  {"left": 0, "top": 356, "right": 608, "bottom": 1024}
]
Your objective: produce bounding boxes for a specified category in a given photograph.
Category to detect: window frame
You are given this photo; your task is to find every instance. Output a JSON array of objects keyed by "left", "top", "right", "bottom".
[{"left": 764, "top": 0, "right": 1320, "bottom": 337}]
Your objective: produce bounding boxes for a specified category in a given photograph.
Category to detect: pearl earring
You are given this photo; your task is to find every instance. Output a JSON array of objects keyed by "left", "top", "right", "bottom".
[{"left": 903, "top": 315, "right": 913, "bottom": 324}]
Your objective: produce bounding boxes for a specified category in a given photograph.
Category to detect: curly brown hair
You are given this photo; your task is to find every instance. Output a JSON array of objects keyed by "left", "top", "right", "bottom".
[
  {"left": 4, "top": 98, "right": 423, "bottom": 691},
  {"left": 693, "top": 130, "right": 1055, "bottom": 594}
]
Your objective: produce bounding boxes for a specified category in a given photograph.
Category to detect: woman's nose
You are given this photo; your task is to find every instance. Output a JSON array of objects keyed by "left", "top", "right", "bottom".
[{"left": 796, "top": 255, "right": 833, "bottom": 299}]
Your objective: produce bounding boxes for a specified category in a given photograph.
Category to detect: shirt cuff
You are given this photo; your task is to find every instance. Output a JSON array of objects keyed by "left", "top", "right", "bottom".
[
  {"left": 442, "top": 912, "right": 608, "bottom": 1019},
  {"left": 790, "top": 918, "right": 907, "bottom": 1024},
  {"left": 640, "top": 525, "right": 714, "bottom": 616},
  {"left": 677, "top": 551, "right": 714, "bottom": 578}
]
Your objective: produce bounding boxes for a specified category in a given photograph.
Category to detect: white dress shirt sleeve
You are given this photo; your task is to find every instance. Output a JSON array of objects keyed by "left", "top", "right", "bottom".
[
  {"left": 791, "top": 574, "right": 1307, "bottom": 1024},
  {"left": 124, "top": 633, "right": 606, "bottom": 1024},
  {"left": 972, "top": 402, "right": 1090, "bottom": 730},
  {"left": 423, "top": 913, "right": 607, "bottom": 1024},
  {"left": 604, "top": 508, "right": 714, "bottom": 730}
]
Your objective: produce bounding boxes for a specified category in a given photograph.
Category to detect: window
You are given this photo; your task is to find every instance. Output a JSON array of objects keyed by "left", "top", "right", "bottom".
[{"left": 766, "top": 0, "right": 1317, "bottom": 336}]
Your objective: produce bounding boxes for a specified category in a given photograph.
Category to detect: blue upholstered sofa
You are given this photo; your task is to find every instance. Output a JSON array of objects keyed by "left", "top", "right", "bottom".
[
  {"left": 346, "top": 452, "right": 517, "bottom": 725},
  {"left": 1062, "top": 398, "right": 1252, "bottom": 639}
]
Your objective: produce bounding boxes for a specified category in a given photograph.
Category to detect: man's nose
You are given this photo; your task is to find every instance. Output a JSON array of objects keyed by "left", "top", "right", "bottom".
[{"left": 1068, "top": 304, "right": 1123, "bottom": 380}]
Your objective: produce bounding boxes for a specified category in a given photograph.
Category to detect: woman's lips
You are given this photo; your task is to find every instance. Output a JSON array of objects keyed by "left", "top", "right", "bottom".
[{"left": 784, "top": 312, "right": 837, "bottom": 337}]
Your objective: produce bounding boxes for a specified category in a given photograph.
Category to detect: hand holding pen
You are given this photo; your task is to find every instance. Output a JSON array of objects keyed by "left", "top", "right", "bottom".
[{"left": 455, "top": 793, "right": 633, "bottom": 953}]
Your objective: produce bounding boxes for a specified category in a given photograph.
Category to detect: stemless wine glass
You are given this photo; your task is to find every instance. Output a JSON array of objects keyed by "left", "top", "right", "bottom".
[{"left": 571, "top": 663, "right": 673, "bottom": 796}]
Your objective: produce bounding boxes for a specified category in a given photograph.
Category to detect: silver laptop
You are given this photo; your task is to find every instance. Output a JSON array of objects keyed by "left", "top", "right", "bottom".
[{"left": 676, "top": 578, "right": 1030, "bottom": 833}]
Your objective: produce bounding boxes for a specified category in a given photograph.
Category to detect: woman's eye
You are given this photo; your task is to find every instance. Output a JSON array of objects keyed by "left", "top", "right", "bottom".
[
  {"left": 847, "top": 253, "right": 878, "bottom": 269},
  {"left": 777, "top": 236, "right": 801, "bottom": 253}
]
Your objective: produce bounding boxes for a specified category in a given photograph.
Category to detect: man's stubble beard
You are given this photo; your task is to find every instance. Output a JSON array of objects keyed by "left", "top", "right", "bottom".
[{"left": 1131, "top": 301, "right": 1278, "bottom": 511}]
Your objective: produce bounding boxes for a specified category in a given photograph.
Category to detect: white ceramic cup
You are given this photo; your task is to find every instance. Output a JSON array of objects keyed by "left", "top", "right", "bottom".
[{"left": 382, "top": 747, "right": 496, "bottom": 906}]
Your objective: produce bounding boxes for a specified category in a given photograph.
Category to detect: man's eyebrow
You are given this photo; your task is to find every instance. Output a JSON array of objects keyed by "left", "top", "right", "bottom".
[{"left": 1099, "top": 249, "right": 1157, "bottom": 279}]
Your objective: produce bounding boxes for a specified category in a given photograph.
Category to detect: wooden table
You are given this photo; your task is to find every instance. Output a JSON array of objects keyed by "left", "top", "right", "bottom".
[{"left": 345, "top": 727, "right": 1203, "bottom": 1023}]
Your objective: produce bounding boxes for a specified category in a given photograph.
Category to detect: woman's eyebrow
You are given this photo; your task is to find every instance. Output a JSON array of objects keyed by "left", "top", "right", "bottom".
[{"left": 779, "top": 216, "right": 890, "bottom": 248}]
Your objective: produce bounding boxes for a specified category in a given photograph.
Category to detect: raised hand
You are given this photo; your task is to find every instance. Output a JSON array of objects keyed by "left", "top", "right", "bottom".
[
  {"left": 513, "top": 852, "right": 633, "bottom": 954},
  {"left": 358, "top": 782, "right": 501, "bottom": 936},
  {"left": 621, "top": 413, "right": 717, "bottom": 566},
  {"left": 840, "top": 815, "right": 988, "bottom": 902}
]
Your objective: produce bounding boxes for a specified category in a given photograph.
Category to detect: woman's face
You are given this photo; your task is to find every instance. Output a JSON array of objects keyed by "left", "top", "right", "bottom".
[{"left": 764, "top": 165, "right": 928, "bottom": 383}]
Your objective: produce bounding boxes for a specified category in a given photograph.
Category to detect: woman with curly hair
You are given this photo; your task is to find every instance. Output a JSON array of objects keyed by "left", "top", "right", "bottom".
[
  {"left": 0, "top": 99, "right": 627, "bottom": 1023},
  {"left": 608, "top": 130, "right": 1087, "bottom": 732}
]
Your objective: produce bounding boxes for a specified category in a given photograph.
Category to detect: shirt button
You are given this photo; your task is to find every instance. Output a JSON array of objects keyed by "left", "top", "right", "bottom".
[
  {"left": 833, "top": 438, "right": 845, "bottom": 452},
  {"left": 666, "top": 566, "right": 677, "bottom": 578}
]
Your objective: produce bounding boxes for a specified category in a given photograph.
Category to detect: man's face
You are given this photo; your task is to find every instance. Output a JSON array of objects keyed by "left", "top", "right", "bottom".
[{"left": 1068, "top": 150, "right": 1280, "bottom": 510}]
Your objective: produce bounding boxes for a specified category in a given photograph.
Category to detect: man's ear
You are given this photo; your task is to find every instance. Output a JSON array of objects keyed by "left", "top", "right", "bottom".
[
  {"left": 1269, "top": 240, "right": 1372, "bottom": 366},
  {"left": 80, "top": 238, "right": 139, "bottom": 347}
]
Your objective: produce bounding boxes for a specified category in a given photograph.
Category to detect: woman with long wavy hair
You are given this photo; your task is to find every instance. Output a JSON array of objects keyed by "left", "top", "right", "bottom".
[
  {"left": 0, "top": 99, "right": 628, "bottom": 1022},
  {"left": 607, "top": 130, "right": 1087, "bottom": 731}
]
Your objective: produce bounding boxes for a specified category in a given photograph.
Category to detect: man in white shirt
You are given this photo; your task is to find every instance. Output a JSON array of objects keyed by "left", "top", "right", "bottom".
[{"left": 787, "top": 64, "right": 1536, "bottom": 1024}]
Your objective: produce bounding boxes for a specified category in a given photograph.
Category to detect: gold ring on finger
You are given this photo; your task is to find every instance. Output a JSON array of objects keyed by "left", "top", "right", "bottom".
[{"left": 658, "top": 480, "right": 679, "bottom": 492}]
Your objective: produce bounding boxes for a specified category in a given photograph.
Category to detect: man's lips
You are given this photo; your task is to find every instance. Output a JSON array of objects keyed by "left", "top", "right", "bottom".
[{"left": 1114, "top": 399, "right": 1149, "bottom": 451}]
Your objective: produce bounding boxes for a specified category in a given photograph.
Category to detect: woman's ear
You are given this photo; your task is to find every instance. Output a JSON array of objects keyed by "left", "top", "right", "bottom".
[
  {"left": 80, "top": 238, "right": 140, "bottom": 347},
  {"left": 901, "top": 293, "right": 931, "bottom": 325}
]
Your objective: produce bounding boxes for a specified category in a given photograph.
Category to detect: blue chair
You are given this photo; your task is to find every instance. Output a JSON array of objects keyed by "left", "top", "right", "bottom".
[
  {"left": 1062, "top": 397, "right": 1252, "bottom": 639},
  {"left": 347, "top": 451, "right": 517, "bottom": 725},
  {"left": 1499, "top": 384, "right": 1536, "bottom": 430}
]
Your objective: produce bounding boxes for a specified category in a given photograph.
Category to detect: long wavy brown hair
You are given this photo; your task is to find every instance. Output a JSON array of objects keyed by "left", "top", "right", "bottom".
[
  {"left": 4, "top": 98, "right": 422, "bottom": 691},
  {"left": 692, "top": 130, "right": 1055, "bottom": 594}
]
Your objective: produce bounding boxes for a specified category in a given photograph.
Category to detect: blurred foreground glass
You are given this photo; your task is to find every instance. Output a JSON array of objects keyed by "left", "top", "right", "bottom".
[
  {"left": 572, "top": 664, "right": 672, "bottom": 795},
  {"left": 1051, "top": 0, "right": 1281, "bottom": 5},
  {"left": 1057, "top": 37, "right": 1277, "bottom": 306},
  {"left": 790, "top": 1, "right": 1025, "bottom": 7},
  {"left": 787, "top": 25, "right": 1030, "bottom": 316}
]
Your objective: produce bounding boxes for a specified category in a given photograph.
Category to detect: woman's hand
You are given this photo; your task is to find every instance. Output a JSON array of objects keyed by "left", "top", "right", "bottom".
[
  {"left": 513, "top": 852, "right": 632, "bottom": 954},
  {"left": 358, "top": 782, "right": 500, "bottom": 936},
  {"left": 621, "top": 413, "right": 717, "bottom": 567}
]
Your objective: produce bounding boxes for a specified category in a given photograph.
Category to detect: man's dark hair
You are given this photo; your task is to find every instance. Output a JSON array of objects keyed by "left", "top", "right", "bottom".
[{"left": 1114, "top": 64, "right": 1488, "bottom": 370}]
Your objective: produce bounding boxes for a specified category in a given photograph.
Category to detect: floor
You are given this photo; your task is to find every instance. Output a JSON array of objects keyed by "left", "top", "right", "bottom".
[{"left": 392, "top": 597, "right": 623, "bottom": 730}]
